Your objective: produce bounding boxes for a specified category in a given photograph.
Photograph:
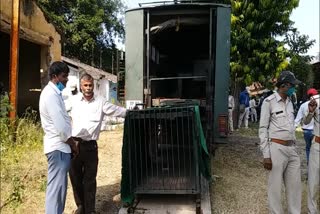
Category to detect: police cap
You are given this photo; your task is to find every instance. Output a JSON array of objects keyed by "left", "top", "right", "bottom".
[{"left": 277, "top": 70, "right": 301, "bottom": 86}]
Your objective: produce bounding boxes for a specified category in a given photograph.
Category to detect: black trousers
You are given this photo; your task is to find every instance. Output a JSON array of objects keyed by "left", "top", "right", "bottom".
[{"left": 69, "top": 140, "right": 98, "bottom": 214}]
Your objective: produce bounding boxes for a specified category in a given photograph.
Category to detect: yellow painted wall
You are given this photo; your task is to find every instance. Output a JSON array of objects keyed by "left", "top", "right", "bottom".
[
  {"left": 0, "top": 0, "right": 62, "bottom": 86},
  {"left": 0, "top": 0, "right": 61, "bottom": 60}
]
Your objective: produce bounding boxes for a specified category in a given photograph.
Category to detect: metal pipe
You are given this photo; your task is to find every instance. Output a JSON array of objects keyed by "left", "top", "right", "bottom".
[
  {"left": 116, "top": 50, "right": 119, "bottom": 74},
  {"left": 111, "top": 53, "right": 114, "bottom": 74},
  {"left": 187, "top": 109, "right": 192, "bottom": 186},
  {"left": 133, "top": 116, "right": 138, "bottom": 188},
  {"left": 170, "top": 108, "right": 175, "bottom": 186},
  {"left": 146, "top": 11, "right": 150, "bottom": 107},
  {"left": 138, "top": 114, "right": 143, "bottom": 189},
  {"left": 9, "top": 0, "right": 20, "bottom": 119},
  {"left": 181, "top": 109, "right": 186, "bottom": 189},
  {"left": 138, "top": 0, "right": 221, "bottom": 7},
  {"left": 158, "top": 111, "right": 165, "bottom": 185},
  {"left": 175, "top": 108, "right": 181, "bottom": 179},
  {"left": 150, "top": 76, "right": 206, "bottom": 81},
  {"left": 127, "top": 114, "right": 133, "bottom": 193},
  {"left": 143, "top": 111, "right": 149, "bottom": 187},
  {"left": 209, "top": 8, "right": 213, "bottom": 59},
  {"left": 164, "top": 108, "right": 170, "bottom": 186}
]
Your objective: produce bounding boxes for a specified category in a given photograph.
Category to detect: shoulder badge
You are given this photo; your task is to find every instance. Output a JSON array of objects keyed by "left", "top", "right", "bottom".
[{"left": 264, "top": 94, "right": 275, "bottom": 102}]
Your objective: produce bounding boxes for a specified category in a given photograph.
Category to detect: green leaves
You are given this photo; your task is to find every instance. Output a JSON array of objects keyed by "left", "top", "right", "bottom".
[
  {"left": 229, "top": 0, "right": 303, "bottom": 86},
  {"left": 37, "top": 0, "right": 124, "bottom": 70},
  {"left": 284, "top": 29, "right": 315, "bottom": 87}
]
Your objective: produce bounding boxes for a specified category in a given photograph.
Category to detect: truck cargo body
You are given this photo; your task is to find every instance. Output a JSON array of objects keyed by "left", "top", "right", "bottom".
[
  {"left": 125, "top": 3, "right": 230, "bottom": 145},
  {"left": 123, "top": 2, "right": 230, "bottom": 197}
]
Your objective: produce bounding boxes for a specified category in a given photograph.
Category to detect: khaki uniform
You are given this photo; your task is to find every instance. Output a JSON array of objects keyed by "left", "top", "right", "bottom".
[
  {"left": 249, "top": 99, "right": 257, "bottom": 122},
  {"left": 304, "top": 95, "right": 320, "bottom": 214},
  {"left": 259, "top": 92, "right": 301, "bottom": 214},
  {"left": 238, "top": 107, "right": 250, "bottom": 128},
  {"left": 228, "top": 95, "right": 235, "bottom": 132}
]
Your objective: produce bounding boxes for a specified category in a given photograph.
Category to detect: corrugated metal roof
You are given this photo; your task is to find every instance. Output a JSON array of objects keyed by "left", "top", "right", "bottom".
[
  {"left": 311, "top": 53, "right": 320, "bottom": 65},
  {"left": 62, "top": 56, "right": 117, "bottom": 83}
]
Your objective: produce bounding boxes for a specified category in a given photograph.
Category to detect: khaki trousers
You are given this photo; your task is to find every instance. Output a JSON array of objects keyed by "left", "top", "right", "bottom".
[
  {"left": 268, "top": 142, "right": 301, "bottom": 214},
  {"left": 250, "top": 107, "right": 257, "bottom": 122},
  {"left": 308, "top": 141, "right": 320, "bottom": 214},
  {"left": 228, "top": 109, "right": 234, "bottom": 132},
  {"left": 238, "top": 107, "right": 249, "bottom": 128}
]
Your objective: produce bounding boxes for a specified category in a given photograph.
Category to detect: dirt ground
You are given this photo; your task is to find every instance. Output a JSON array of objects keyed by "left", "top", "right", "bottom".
[
  {"left": 211, "top": 127, "right": 312, "bottom": 214},
  {"left": 64, "top": 125, "right": 314, "bottom": 214},
  {"left": 64, "top": 129, "right": 124, "bottom": 214},
  {"left": 2, "top": 126, "right": 315, "bottom": 213}
]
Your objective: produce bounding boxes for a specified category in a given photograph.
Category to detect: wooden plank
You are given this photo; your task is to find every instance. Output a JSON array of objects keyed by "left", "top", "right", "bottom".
[
  {"left": 9, "top": 0, "right": 20, "bottom": 119},
  {"left": 1, "top": 18, "right": 51, "bottom": 45},
  {"left": 201, "top": 175, "right": 212, "bottom": 214}
]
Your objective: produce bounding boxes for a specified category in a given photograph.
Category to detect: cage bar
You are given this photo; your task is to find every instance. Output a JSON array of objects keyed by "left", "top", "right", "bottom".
[{"left": 126, "top": 106, "right": 201, "bottom": 194}]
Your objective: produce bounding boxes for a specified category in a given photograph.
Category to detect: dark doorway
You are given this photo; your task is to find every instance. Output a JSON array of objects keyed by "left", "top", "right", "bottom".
[{"left": 0, "top": 31, "right": 41, "bottom": 116}]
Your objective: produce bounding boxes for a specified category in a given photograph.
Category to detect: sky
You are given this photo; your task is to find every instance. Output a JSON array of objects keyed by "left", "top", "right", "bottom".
[{"left": 122, "top": 0, "right": 319, "bottom": 57}]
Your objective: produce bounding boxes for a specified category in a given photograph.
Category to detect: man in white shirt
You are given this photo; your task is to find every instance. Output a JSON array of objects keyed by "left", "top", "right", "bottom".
[
  {"left": 69, "top": 73, "right": 127, "bottom": 214},
  {"left": 63, "top": 82, "right": 79, "bottom": 114},
  {"left": 294, "top": 88, "right": 318, "bottom": 164},
  {"left": 39, "top": 61, "right": 79, "bottom": 214},
  {"left": 304, "top": 92, "right": 320, "bottom": 214},
  {"left": 228, "top": 92, "right": 235, "bottom": 133},
  {"left": 259, "top": 71, "right": 302, "bottom": 214}
]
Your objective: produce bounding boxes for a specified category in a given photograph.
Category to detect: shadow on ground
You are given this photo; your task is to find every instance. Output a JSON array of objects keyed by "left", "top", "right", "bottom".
[
  {"left": 211, "top": 127, "right": 311, "bottom": 214},
  {"left": 96, "top": 182, "right": 122, "bottom": 214}
]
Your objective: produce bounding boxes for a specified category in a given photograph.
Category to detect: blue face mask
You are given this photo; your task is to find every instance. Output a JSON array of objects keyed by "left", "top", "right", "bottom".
[
  {"left": 286, "top": 86, "right": 295, "bottom": 97},
  {"left": 56, "top": 82, "right": 65, "bottom": 91}
]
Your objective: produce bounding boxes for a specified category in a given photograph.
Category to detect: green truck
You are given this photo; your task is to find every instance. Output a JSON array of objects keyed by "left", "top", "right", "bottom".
[
  {"left": 121, "top": 1, "right": 231, "bottom": 213},
  {"left": 125, "top": 1, "right": 231, "bottom": 145}
]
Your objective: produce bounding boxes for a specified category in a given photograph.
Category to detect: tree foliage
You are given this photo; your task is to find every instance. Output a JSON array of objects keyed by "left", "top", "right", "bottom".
[
  {"left": 227, "top": 0, "right": 301, "bottom": 87},
  {"left": 37, "top": 0, "right": 125, "bottom": 70},
  {"left": 285, "top": 29, "right": 315, "bottom": 87}
]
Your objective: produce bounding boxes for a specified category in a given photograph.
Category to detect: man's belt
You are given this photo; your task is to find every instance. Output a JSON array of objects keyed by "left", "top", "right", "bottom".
[
  {"left": 72, "top": 137, "right": 95, "bottom": 143},
  {"left": 228, "top": 107, "right": 232, "bottom": 109},
  {"left": 315, "top": 136, "right": 320, "bottom": 143},
  {"left": 271, "top": 138, "right": 295, "bottom": 146}
]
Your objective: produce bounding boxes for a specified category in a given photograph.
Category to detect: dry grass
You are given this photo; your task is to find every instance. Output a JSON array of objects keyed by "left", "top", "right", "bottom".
[
  {"left": 0, "top": 111, "right": 47, "bottom": 214},
  {"left": 0, "top": 129, "right": 124, "bottom": 214},
  {"left": 0, "top": 141, "right": 47, "bottom": 213}
]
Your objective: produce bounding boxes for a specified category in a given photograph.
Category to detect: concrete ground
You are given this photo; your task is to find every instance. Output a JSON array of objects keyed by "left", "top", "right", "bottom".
[{"left": 118, "top": 176, "right": 211, "bottom": 214}]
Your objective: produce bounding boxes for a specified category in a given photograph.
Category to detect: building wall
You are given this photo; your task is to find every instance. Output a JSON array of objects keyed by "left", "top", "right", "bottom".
[
  {"left": 0, "top": 0, "right": 61, "bottom": 86},
  {"left": 0, "top": 0, "right": 61, "bottom": 115},
  {"left": 64, "top": 65, "right": 113, "bottom": 102}
]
